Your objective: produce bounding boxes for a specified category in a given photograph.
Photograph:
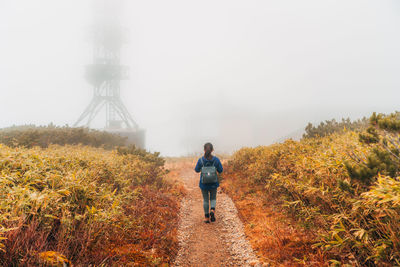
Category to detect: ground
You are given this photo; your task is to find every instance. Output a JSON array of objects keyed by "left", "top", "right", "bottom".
[{"left": 168, "top": 160, "right": 262, "bottom": 267}]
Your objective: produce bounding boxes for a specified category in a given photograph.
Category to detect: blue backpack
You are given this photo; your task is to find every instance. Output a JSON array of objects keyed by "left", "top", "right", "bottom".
[{"left": 200, "top": 157, "right": 218, "bottom": 184}]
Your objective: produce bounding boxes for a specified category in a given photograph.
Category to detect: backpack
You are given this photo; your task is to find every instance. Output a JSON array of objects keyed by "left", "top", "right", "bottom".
[{"left": 200, "top": 157, "right": 218, "bottom": 184}]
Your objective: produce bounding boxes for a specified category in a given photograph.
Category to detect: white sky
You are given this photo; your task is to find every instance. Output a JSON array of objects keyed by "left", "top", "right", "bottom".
[{"left": 1, "top": 0, "right": 400, "bottom": 156}]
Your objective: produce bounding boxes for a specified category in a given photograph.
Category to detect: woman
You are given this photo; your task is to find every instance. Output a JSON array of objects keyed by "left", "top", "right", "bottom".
[{"left": 194, "top": 143, "right": 223, "bottom": 223}]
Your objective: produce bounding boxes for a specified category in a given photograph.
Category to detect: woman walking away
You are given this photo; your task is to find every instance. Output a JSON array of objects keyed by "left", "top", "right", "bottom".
[{"left": 195, "top": 143, "right": 223, "bottom": 223}]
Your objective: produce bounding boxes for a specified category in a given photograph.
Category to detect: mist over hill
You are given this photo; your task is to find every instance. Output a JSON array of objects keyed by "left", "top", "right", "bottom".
[{"left": 1, "top": 0, "right": 399, "bottom": 156}]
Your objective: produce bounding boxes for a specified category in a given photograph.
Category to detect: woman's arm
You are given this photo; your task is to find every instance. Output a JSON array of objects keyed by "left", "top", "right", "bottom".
[
  {"left": 194, "top": 158, "right": 202, "bottom": 173},
  {"left": 216, "top": 158, "right": 223, "bottom": 173}
]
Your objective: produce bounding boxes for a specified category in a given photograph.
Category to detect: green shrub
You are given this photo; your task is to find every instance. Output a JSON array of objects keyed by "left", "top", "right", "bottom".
[
  {"left": 0, "top": 124, "right": 127, "bottom": 149},
  {"left": 303, "top": 117, "right": 368, "bottom": 139}
]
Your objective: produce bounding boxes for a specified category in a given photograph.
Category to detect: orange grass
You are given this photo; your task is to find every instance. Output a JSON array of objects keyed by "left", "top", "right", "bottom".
[{"left": 222, "top": 173, "right": 327, "bottom": 266}]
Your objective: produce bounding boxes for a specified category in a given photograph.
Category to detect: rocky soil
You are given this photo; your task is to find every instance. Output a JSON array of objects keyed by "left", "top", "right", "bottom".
[{"left": 173, "top": 168, "right": 263, "bottom": 267}]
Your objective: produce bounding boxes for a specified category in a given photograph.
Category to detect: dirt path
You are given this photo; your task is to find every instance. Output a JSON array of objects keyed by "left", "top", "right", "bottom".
[{"left": 172, "top": 166, "right": 262, "bottom": 267}]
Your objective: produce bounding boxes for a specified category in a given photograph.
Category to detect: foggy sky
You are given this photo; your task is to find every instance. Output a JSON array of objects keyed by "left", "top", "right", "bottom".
[{"left": 1, "top": 0, "right": 400, "bottom": 156}]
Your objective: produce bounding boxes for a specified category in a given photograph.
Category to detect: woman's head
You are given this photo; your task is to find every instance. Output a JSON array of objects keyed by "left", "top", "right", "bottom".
[{"left": 204, "top": 142, "right": 214, "bottom": 158}]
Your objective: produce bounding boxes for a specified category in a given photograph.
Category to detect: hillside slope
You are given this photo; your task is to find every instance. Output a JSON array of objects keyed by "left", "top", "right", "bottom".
[
  {"left": 0, "top": 144, "right": 183, "bottom": 265},
  {"left": 223, "top": 123, "right": 400, "bottom": 266}
]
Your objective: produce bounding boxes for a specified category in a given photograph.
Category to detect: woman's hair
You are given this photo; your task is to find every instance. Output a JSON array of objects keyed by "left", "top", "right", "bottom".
[{"left": 204, "top": 142, "right": 214, "bottom": 158}]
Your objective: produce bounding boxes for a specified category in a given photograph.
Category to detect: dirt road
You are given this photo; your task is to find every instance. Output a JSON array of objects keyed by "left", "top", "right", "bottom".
[{"left": 172, "top": 163, "right": 262, "bottom": 267}]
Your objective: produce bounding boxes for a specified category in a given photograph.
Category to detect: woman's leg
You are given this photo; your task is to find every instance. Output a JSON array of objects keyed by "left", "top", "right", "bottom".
[
  {"left": 209, "top": 188, "right": 217, "bottom": 222},
  {"left": 210, "top": 188, "right": 217, "bottom": 210},
  {"left": 201, "top": 189, "right": 210, "bottom": 217}
]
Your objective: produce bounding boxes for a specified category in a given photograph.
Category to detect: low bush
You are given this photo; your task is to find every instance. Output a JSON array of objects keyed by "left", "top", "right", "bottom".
[
  {"left": 0, "top": 124, "right": 127, "bottom": 149},
  {"left": 303, "top": 117, "right": 368, "bottom": 139},
  {"left": 224, "top": 112, "right": 400, "bottom": 265},
  {"left": 0, "top": 144, "right": 183, "bottom": 265}
]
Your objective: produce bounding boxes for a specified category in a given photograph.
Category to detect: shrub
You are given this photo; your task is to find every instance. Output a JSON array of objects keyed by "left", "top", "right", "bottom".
[
  {"left": 303, "top": 117, "right": 368, "bottom": 139},
  {"left": 225, "top": 112, "right": 400, "bottom": 265},
  {"left": 346, "top": 112, "right": 400, "bottom": 184},
  {"left": 0, "top": 124, "right": 127, "bottom": 149},
  {"left": 0, "top": 144, "right": 182, "bottom": 265}
]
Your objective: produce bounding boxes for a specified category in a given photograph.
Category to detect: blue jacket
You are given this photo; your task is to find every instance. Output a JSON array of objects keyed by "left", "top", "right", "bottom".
[{"left": 195, "top": 156, "right": 223, "bottom": 190}]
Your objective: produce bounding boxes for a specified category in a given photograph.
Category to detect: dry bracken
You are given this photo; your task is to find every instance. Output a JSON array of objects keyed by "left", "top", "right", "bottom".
[{"left": 0, "top": 144, "right": 183, "bottom": 266}]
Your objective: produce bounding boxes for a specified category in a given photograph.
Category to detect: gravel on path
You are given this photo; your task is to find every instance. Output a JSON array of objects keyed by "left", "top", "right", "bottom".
[{"left": 173, "top": 168, "right": 263, "bottom": 267}]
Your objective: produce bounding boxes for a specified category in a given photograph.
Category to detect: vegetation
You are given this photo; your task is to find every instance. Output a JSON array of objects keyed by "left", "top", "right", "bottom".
[
  {"left": 0, "top": 143, "right": 183, "bottom": 265},
  {"left": 0, "top": 124, "right": 127, "bottom": 149},
  {"left": 223, "top": 112, "right": 400, "bottom": 266},
  {"left": 3, "top": 113, "right": 400, "bottom": 265},
  {"left": 346, "top": 112, "right": 400, "bottom": 184},
  {"left": 303, "top": 117, "right": 368, "bottom": 139}
]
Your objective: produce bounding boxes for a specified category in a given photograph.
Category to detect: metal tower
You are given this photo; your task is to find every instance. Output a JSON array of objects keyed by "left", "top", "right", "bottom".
[
  {"left": 74, "top": 0, "right": 144, "bottom": 147},
  {"left": 74, "top": 0, "right": 145, "bottom": 147}
]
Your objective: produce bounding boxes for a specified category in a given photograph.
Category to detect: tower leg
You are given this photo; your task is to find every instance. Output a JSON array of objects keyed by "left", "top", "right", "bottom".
[
  {"left": 74, "top": 97, "right": 104, "bottom": 127},
  {"left": 86, "top": 98, "right": 107, "bottom": 126},
  {"left": 111, "top": 99, "right": 139, "bottom": 129}
]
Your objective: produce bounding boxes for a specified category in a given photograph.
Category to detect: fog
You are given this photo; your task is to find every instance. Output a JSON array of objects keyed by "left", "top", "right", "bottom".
[{"left": 1, "top": 0, "right": 399, "bottom": 156}]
